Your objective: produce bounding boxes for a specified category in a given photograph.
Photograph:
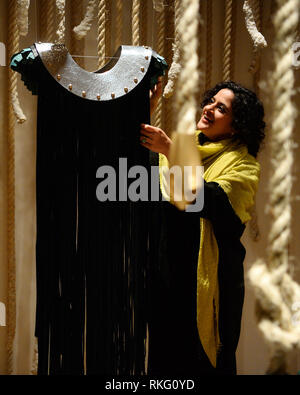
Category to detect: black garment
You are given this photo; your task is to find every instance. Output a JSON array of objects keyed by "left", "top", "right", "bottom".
[
  {"left": 11, "top": 44, "right": 166, "bottom": 375},
  {"left": 148, "top": 176, "right": 246, "bottom": 376}
]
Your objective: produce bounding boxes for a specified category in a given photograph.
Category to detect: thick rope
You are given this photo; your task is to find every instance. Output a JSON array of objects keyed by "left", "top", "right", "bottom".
[
  {"left": 163, "top": 1, "right": 175, "bottom": 135},
  {"left": 243, "top": 0, "right": 267, "bottom": 74},
  {"left": 205, "top": 0, "right": 212, "bottom": 91},
  {"left": 105, "top": 0, "right": 112, "bottom": 60},
  {"left": 6, "top": 0, "right": 19, "bottom": 375},
  {"left": 248, "top": 0, "right": 300, "bottom": 375},
  {"left": 223, "top": 0, "right": 233, "bottom": 81},
  {"left": 39, "top": 0, "right": 56, "bottom": 42},
  {"left": 132, "top": 0, "right": 140, "bottom": 46},
  {"left": 153, "top": 1, "right": 165, "bottom": 129},
  {"left": 153, "top": 0, "right": 164, "bottom": 12},
  {"left": 73, "top": 0, "right": 97, "bottom": 40},
  {"left": 56, "top": 0, "right": 66, "bottom": 44},
  {"left": 163, "top": 0, "right": 182, "bottom": 99},
  {"left": 115, "top": 0, "right": 123, "bottom": 49},
  {"left": 10, "top": 0, "right": 26, "bottom": 125},
  {"left": 175, "top": 0, "right": 199, "bottom": 135},
  {"left": 97, "top": 0, "right": 106, "bottom": 68},
  {"left": 16, "top": 0, "right": 30, "bottom": 37},
  {"left": 70, "top": 0, "right": 85, "bottom": 68}
]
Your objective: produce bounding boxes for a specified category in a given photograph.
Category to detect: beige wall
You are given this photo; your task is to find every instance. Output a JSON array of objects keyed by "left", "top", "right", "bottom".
[{"left": 0, "top": 0, "right": 300, "bottom": 375}]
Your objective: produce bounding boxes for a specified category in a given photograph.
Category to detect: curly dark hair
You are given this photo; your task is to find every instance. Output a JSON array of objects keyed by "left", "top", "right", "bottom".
[{"left": 200, "top": 81, "right": 266, "bottom": 157}]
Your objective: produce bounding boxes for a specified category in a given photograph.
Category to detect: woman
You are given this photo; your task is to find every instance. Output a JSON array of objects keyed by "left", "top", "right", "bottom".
[{"left": 141, "top": 81, "right": 265, "bottom": 375}]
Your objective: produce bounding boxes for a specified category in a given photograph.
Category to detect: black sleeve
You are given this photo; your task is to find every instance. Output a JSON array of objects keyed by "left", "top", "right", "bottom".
[{"left": 199, "top": 181, "right": 245, "bottom": 239}]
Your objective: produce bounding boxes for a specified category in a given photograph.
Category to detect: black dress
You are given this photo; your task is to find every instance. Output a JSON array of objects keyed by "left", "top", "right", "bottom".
[
  {"left": 11, "top": 43, "right": 166, "bottom": 375},
  {"left": 147, "top": 135, "right": 246, "bottom": 376}
]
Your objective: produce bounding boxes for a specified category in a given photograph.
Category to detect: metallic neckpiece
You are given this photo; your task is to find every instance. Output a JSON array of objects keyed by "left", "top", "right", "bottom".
[{"left": 33, "top": 43, "right": 153, "bottom": 102}]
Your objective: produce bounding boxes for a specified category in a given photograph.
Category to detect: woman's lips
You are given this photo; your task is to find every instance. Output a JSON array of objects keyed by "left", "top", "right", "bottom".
[{"left": 201, "top": 115, "right": 213, "bottom": 124}]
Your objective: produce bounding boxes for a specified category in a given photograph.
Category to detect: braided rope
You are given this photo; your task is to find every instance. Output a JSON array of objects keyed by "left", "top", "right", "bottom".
[
  {"left": 153, "top": 0, "right": 164, "bottom": 12},
  {"left": 163, "top": 0, "right": 182, "bottom": 99},
  {"left": 6, "top": 0, "right": 19, "bottom": 375},
  {"left": 97, "top": 0, "right": 106, "bottom": 68},
  {"left": 243, "top": 0, "right": 267, "bottom": 75},
  {"left": 105, "top": 0, "right": 112, "bottom": 60},
  {"left": 70, "top": 1, "right": 85, "bottom": 75},
  {"left": 205, "top": 0, "right": 212, "bottom": 91},
  {"left": 40, "top": 0, "right": 56, "bottom": 42},
  {"left": 132, "top": 0, "right": 140, "bottom": 46},
  {"left": 223, "top": 0, "right": 233, "bottom": 81},
  {"left": 175, "top": 0, "right": 199, "bottom": 135},
  {"left": 115, "top": 0, "right": 123, "bottom": 49},
  {"left": 16, "top": 0, "right": 30, "bottom": 37},
  {"left": 163, "top": 1, "right": 175, "bottom": 135},
  {"left": 248, "top": 0, "right": 300, "bottom": 375},
  {"left": 153, "top": 2, "right": 165, "bottom": 129},
  {"left": 56, "top": 0, "right": 66, "bottom": 43},
  {"left": 73, "top": 0, "right": 97, "bottom": 40}
]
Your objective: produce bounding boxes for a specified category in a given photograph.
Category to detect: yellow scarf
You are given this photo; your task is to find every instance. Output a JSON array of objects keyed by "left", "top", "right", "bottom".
[{"left": 159, "top": 131, "right": 260, "bottom": 367}]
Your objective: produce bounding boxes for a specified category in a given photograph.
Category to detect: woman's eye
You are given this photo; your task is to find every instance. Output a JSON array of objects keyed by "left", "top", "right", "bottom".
[{"left": 218, "top": 105, "right": 225, "bottom": 113}]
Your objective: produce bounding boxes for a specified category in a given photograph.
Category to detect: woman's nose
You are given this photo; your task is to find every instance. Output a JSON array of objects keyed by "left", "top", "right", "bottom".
[{"left": 204, "top": 103, "right": 214, "bottom": 112}]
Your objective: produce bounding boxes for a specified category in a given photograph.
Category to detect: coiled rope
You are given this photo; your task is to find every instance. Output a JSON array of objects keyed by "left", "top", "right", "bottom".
[
  {"left": 73, "top": 0, "right": 97, "bottom": 40},
  {"left": 39, "top": 0, "right": 56, "bottom": 42},
  {"left": 205, "top": 0, "right": 212, "bottom": 91},
  {"left": 163, "top": 0, "right": 182, "bottom": 99},
  {"left": 6, "top": 0, "right": 19, "bottom": 375},
  {"left": 115, "top": 0, "right": 123, "bottom": 49},
  {"left": 56, "top": 0, "right": 66, "bottom": 44},
  {"left": 17, "top": 0, "right": 30, "bottom": 37},
  {"left": 248, "top": 0, "right": 300, "bottom": 375},
  {"left": 223, "top": 0, "right": 233, "bottom": 81},
  {"left": 153, "top": 0, "right": 165, "bottom": 129},
  {"left": 97, "top": 0, "right": 106, "bottom": 68},
  {"left": 175, "top": 0, "right": 199, "bottom": 135},
  {"left": 243, "top": 0, "right": 267, "bottom": 75},
  {"left": 132, "top": 0, "right": 140, "bottom": 46},
  {"left": 70, "top": 0, "right": 85, "bottom": 68}
]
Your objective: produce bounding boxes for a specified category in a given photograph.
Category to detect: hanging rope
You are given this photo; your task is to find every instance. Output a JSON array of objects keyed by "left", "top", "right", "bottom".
[
  {"left": 6, "top": 0, "right": 19, "bottom": 375},
  {"left": 132, "top": 0, "right": 140, "bottom": 46},
  {"left": 153, "top": 1, "right": 165, "bottom": 129},
  {"left": 39, "top": 0, "right": 56, "bottom": 43},
  {"left": 16, "top": 0, "right": 30, "bottom": 37},
  {"left": 73, "top": 0, "right": 97, "bottom": 40},
  {"left": 163, "top": 0, "right": 182, "bottom": 99},
  {"left": 105, "top": 0, "right": 112, "bottom": 60},
  {"left": 248, "top": 0, "right": 300, "bottom": 375},
  {"left": 175, "top": 0, "right": 199, "bottom": 135},
  {"left": 243, "top": 0, "right": 267, "bottom": 74},
  {"left": 223, "top": 0, "right": 233, "bottom": 81},
  {"left": 70, "top": 1, "right": 85, "bottom": 73},
  {"left": 56, "top": 0, "right": 66, "bottom": 43},
  {"left": 97, "top": 0, "right": 106, "bottom": 68},
  {"left": 115, "top": 0, "right": 123, "bottom": 49},
  {"left": 153, "top": 0, "right": 164, "bottom": 12},
  {"left": 205, "top": 0, "right": 213, "bottom": 91},
  {"left": 163, "top": 1, "right": 175, "bottom": 135}
]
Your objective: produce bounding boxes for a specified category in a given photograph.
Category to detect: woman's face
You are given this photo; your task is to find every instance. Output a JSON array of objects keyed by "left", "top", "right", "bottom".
[{"left": 196, "top": 88, "right": 235, "bottom": 140}]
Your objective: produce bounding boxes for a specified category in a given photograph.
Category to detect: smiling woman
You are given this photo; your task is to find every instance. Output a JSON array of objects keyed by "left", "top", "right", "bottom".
[{"left": 142, "top": 80, "right": 266, "bottom": 375}]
